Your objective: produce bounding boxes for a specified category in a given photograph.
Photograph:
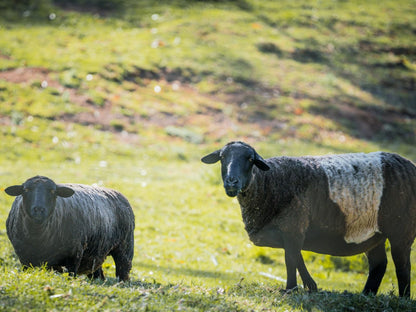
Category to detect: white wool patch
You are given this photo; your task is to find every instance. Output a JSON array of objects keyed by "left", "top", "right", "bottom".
[{"left": 318, "top": 152, "right": 384, "bottom": 244}]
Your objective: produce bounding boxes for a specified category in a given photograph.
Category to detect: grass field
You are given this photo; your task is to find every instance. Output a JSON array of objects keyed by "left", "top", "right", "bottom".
[{"left": 0, "top": 0, "right": 415, "bottom": 310}]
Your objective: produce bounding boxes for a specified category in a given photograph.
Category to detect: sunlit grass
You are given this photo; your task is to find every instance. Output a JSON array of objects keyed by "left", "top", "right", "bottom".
[
  {"left": 0, "top": 0, "right": 415, "bottom": 310},
  {"left": 1, "top": 121, "right": 415, "bottom": 310}
]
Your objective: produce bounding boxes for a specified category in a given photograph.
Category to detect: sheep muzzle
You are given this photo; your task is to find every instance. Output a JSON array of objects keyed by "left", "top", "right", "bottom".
[{"left": 224, "top": 176, "right": 241, "bottom": 197}]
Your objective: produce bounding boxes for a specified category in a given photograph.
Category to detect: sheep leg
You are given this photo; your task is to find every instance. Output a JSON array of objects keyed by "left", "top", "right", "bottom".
[
  {"left": 363, "top": 242, "right": 387, "bottom": 295},
  {"left": 88, "top": 267, "right": 105, "bottom": 280},
  {"left": 284, "top": 250, "right": 297, "bottom": 291},
  {"left": 296, "top": 254, "right": 317, "bottom": 292},
  {"left": 390, "top": 243, "right": 411, "bottom": 297},
  {"left": 66, "top": 248, "right": 84, "bottom": 278},
  {"left": 111, "top": 245, "right": 133, "bottom": 281},
  {"left": 66, "top": 262, "right": 80, "bottom": 277},
  {"left": 113, "top": 254, "right": 131, "bottom": 281},
  {"left": 283, "top": 234, "right": 307, "bottom": 291}
]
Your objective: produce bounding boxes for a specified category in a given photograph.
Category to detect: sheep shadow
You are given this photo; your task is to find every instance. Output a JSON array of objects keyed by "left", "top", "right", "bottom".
[
  {"left": 282, "top": 290, "right": 416, "bottom": 312},
  {"left": 86, "top": 268, "right": 245, "bottom": 311},
  {"left": 87, "top": 269, "right": 416, "bottom": 311}
]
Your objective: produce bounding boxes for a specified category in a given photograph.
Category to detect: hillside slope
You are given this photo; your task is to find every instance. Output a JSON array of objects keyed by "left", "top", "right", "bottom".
[
  {"left": 0, "top": 1, "right": 415, "bottom": 311},
  {"left": 0, "top": 0, "right": 415, "bottom": 153}
]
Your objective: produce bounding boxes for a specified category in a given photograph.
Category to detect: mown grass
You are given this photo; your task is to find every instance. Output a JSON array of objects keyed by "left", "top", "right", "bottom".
[{"left": 0, "top": 0, "right": 416, "bottom": 311}]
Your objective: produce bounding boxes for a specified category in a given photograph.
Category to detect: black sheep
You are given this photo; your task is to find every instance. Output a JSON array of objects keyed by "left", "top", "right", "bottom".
[
  {"left": 5, "top": 176, "right": 134, "bottom": 281},
  {"left": 202, "top": 141, "right": 416, "bottom": 297}
]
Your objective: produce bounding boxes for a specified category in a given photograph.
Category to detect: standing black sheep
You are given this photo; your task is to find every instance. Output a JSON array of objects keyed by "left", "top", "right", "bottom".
[
  {"left": 202, "top": 141, "right": 416, "bottom": 297},
  {"left": 5, "top": 176, "right": 134, "bottom": 281}
]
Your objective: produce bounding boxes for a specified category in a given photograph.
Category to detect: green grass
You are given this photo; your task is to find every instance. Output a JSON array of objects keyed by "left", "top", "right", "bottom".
[{"left": 0, "top": 0, "right": 416, "bottom": 310}]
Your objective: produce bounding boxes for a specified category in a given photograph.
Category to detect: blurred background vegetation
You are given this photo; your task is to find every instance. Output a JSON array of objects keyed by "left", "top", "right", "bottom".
[
  {"left": 1, "top": 0, "right": 414, "bottom": 149},
  {"left": 0, "top": 0, "right": 415, "bottom": 310}
]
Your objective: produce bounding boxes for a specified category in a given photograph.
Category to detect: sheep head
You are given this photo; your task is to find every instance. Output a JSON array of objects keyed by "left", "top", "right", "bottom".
[
  {"left": 201, "top": 141, "right": 270, "bottom": 197},
  {"left": 5, "top": 176, "right": 75, "bottom": 223}
]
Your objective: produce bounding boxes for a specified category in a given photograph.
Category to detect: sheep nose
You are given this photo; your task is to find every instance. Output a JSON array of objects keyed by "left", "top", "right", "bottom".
[
  {"left": 32, "top": 206, "right": 43, "bottom": 214},
  {"left": 225, "top": 176, "right": 238, "bottom": 186}
]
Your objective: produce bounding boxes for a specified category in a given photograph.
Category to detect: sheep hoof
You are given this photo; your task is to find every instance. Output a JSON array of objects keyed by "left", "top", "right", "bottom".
[
  {"left": 305, "top": 281, "right": 318, "bottom": 292},
  {"left": 280, "top": 286, "right": 299, "bottom": 295},
  {"left": 307, "top": 286, "right": 318, "bottom": 293}
]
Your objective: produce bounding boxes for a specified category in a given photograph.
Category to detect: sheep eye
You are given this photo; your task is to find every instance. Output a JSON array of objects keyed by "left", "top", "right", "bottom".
[{"left": 249, "top": 157, "right": 254, "bottom": 162}]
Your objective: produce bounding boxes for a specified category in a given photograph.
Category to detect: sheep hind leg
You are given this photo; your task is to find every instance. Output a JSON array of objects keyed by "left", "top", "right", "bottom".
[
  {"left": 112, "top": 254, "right": 132, "bottom": 281},
  {"left": 363, "top": 242, "right": 387, "bottom": 295},
  {"left": 390, "top": 243, "right": 411, "bottom": 297},
  {"left": 111, "top": 246, "right": 133, "bottom": 282},
  {"left": 88, "top": 267, "right": 105, "bottom": 280}
]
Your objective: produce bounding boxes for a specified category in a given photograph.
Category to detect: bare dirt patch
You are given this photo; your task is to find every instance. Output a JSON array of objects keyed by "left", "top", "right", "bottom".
[
  {"left": 0, "top": 67, "right": 51, "bottom": 84},
  {"left": 0, "top": 66, "right": 242, "bottom": 143},
  {"left": 0, "top": 67, "right": 90, "bottom": 107},
  {"left": 1, "top": 66, "right": 414, "bottom": 144}
]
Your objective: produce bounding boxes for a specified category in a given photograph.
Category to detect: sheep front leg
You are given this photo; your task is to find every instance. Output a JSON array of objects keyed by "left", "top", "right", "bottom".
[
  {"left": 284, "top": 249, "right": 298, "bottom": 291},
  {"left": 283, "top": 234, "right": 317, "bottom": 292},
  {"left": 296, "top": 253, "right": 317, "bottom": 292},
  {"left": 66, "top": 246, "right": 85, "bottom": 278},
  {"left": 283, "top": 234, "right": 302, "bottom": 291}
]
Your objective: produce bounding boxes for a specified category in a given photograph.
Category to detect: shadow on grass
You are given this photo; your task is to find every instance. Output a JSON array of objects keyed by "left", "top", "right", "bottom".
[
  {"left": 1, "top": 0, "right": 253, "bottom": 23},
  {"left": 255, "top": 7, "right": 416, "bottom": 145},
  {"left": 84, "top": 270, "right": 416, "bottom": 311},
  {"left": 135, "top": 261, "right": 244, "bottom": 282},
  {"left": 88, "top": 270, "right": 248, "bottom": 311},
  {"left": 283, "top": 290, "right": 416, "bottom": 312},
  {"left": 228, "top": 283, "right": 416, "bottom": 312},
  {"left": 3, "top": 1, "right": 415, "bottom": 147}
]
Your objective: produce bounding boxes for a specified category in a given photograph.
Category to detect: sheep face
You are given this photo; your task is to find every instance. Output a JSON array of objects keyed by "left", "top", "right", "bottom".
[
  {"left": 5, "top": 176, "right": 74, "bottom": 223},
  {"left": 202, "top": 142, "right": 270, "bottom": 197}
]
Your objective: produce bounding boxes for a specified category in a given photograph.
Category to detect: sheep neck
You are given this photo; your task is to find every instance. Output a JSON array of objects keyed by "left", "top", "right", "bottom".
[
  {"left": 236, "top": 157, "right": 313, "bottom": 236},
  {"left": 237, "top": 166, "right": 280, "bottom": 236},
  {"left": 18, "top": 212, "right": 56, "bottom": 242}
]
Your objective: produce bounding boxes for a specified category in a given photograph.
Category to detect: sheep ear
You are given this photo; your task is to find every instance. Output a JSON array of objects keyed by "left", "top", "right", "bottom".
[
  {"left": 201, "top": 150, "right": 221, "bottom": 164},
  {"left": 254, "top": 154, "right": 270, "bottom": 171},
  {"left": 5, "top": 185, "right": 24, "bottom": 196},
  {"left": 56, "top": 185, "right": 75, "bottom": 198}
]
